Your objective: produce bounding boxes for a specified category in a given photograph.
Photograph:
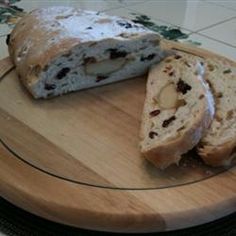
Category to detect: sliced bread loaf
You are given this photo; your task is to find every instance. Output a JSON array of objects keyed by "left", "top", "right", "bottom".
[
  {"left": 198, "top": 58, "right": 236, "bottom": 166},
  {"left": 8, "top": 7, "right": 167, "bottom": 99},
  {"left": 140, "top": 52, "right": 215, "bottom": 169}
]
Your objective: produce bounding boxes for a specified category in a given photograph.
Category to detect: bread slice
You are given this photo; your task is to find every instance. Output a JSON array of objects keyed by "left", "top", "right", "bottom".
[
  {"left": 198, "top": 58, "right": 236, "bottom": 166},
  {"left": 8, "top": 6, "right": 167, "bottom": 99},
  {"left": 140, "top": 52, "right": 215, "bottom": 169}
]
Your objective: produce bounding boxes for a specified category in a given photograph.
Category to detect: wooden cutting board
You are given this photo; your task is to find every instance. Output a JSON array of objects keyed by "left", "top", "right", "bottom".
[{"left": 0, "top": 41, "right": 235, "bottom": 233}]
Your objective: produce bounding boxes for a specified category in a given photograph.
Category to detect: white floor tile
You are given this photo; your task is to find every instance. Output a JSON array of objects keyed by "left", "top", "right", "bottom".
[
  {"left": 16, "top": 0, "right": 121, "bottom": 12},
  {"left": 0, "top": 24, "right": 12, "bottom": 37},
  {"left": 199, "top": 17, "right": 236, "bottom": 47},
  {"left": 107, "top": 6, "right": 159, "bottom": 20},
  {"left": 0, "top": 36, "right": 8, "bottom": 60},
  {"left": 109, "top": 0, "right": 147, "bottom": 6},
  {"left": 180, "top": 33, "right": 236, "bottom": 61},
  {"left": 206, "top": 0, "right": 236, "bottom": 11},
  {"left": 129, "top": 0, "right": 236, "bottom": 31}
]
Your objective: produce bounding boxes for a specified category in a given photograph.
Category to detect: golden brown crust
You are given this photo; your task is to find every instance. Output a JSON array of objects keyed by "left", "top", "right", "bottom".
[
  {"left": 198, "top": 140, "right": 236, "bottom": 166},
  {"left": 8, "top": 9, "right": 81, "bottom": 90}
]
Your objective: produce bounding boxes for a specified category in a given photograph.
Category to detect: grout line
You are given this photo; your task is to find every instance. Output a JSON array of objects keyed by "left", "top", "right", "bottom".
[
  {"left": 126, "top": 0, "right": 236, "bottom": 35},
  {"left": 119, "top": 0, "right": 148, "bottom": 7},
  {"left": 193, "top": 16, "right": 236, "bottom": 34},
  {"left": 100, "top": 5, "right": 128, "bottom": 13},
  {"left": 103, "top": 0, "right": 148, "bottom": 8},
  {"left": 203, "top": 0, "right": 236, "bottom": 12},
  {"left": 125, "top": 3, "right": 236, "bottom": 48},
  {"left": 119, "top": 5, "right": 236, "bottom": 48},
  {"left": 102, "top": 5, "right": 137, "bottom": 14},
  {"left": 195, "top": 31, "right": 236, "bottom": 48},
  {"left": 129, "top": 6, "right": 236, "bottom": 36}
]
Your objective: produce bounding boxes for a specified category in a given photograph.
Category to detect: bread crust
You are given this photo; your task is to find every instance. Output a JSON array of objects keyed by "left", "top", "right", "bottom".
[
  {"left": 8, "top": 8, "right": 82, "bottom": 93},
  {"left": 198, "top": 139, "right": 236, "bottom": 167}
]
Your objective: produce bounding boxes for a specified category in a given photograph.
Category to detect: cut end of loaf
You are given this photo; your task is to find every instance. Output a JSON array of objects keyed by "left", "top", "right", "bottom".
[
  {"left": 29, "top": 35, "right": 166, "bottom": 98},
  {"left": 140, "top": 52, "right": 215, "bottom": 169},
  {"left": 8, "top": 6, "right": 168, "bottom": 99}
]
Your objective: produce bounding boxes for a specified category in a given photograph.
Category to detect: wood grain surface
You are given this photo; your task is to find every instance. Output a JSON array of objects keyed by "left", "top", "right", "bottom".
[{"left": 0, "top": 40, "right": 235, "bottom": 233}]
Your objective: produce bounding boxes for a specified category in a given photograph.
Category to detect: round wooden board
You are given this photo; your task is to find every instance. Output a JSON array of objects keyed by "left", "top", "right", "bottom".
[{"left": 0, "top": 41, "right": 235, "bottom": 233}]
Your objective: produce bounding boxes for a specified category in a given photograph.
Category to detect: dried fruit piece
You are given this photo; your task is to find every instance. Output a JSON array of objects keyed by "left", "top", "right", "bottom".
[
  {"left": 30, "top": 65, "right": 41, "bottom": 76},
  {"left": 116, "top": 20, "right": 132, "bottom": 28},
  {"left": 199, "top": 94, "right": 204, "bottom": 99},
  {"left": 165, "top": 58, "right": 172, "bottom": 63},
  {"left": 165, "top": 65, "right": 173, "bottom": 70},
  {"left": 149, "top": 131, "right": 158, "bottom": 139},
  {"left": 83, "top": 57, "right": 96, "bottom": 64},
  {"left": 177, "top": 79, "right": 192, "bottom": 94},
  {"left": 45, "top": 83, "right": 56, "bottom": 90},
  {"left": 140, "top": 53, "right": 156, "bottom": 61},
  {"left": 223, "top": 69, "right": 232, "bottom": 74},
  {"left": 184, "top": 61, "right": 191, "bottom": 67},
  {"left": 149, "top": 109, "right": 161, "bottom": 117},
  {"left": 177, "top": 126, "right": 185, "bottom": 131},
  {"left": 168, "top": 70, "right": 175, "bottom": 76},
  {"left": 215, "top": 112, "right": 223, "bottom": 122},
  {"left": 96, "top": 75, "right": 108, "bottom": 82},
  {"left": 56, "top": 67, "right": 70, "bottom": 80},
  {"left": 226, "top": 110, "right": 234, "bottom": 120},
  {"left": 108, "top": 49, "right": 127, "bottom": 59},
  {"left": 162, "top": 116, "right": 176, "bottom": 127},
  {"left": 216, "top": 92, "right": 223, "bottom": 98},
  {"left": 174, "top": 55, "right": 182, "bottom": 59},
  {"left": 176, "top": 99, "right": 187, "bottom": 108},
  {"left": 207, "top": 64, "right": 215, "bottom": 71}
]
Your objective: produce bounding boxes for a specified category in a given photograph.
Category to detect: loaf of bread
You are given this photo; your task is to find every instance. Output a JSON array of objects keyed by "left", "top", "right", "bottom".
[
  {"left": 140, "top": 52, "right": 215, "bottom": 169},
  {"left": 198, "top": 58, "right": 236, "bottom": 166},
  {"left": 8, "top": 6, "right": 167, "bottom": 98}
]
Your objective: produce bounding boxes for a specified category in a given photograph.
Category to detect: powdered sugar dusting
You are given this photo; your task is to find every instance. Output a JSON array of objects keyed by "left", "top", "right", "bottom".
[{"left": 32, "top": 7, "right": 150, "bottom": 44}]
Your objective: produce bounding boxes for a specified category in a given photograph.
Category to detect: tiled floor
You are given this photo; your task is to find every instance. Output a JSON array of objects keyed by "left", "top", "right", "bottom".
[{"left": 0, "top": 0, "right": 236, "bottom": 61}]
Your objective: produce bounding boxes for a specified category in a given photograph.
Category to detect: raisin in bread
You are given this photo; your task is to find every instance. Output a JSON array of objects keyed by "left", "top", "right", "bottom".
[
  {"left": 198, "top": 58, "right": 236, "bottom": 166},
  {"left": 8, "top": 6, "right": 167, "bottom": 99},
  {"left": 140, "top": 53, "right": 215, "bottom": 169}
]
